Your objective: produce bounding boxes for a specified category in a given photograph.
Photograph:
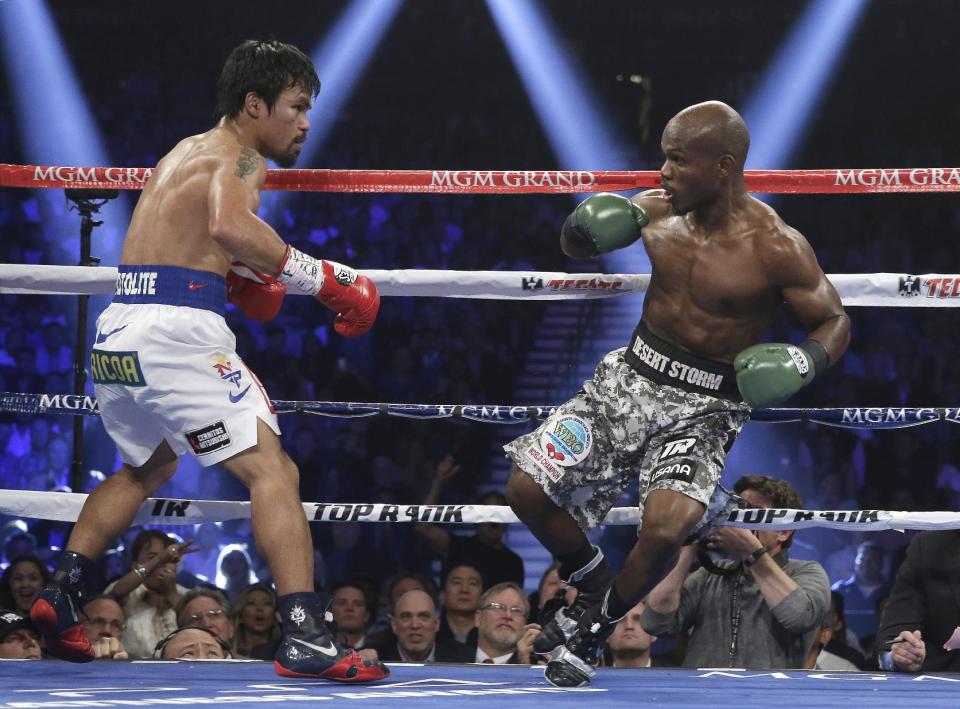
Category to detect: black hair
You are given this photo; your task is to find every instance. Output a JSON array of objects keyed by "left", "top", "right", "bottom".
[
  {"left": 153, "top": 626, "right": 233, "bottom": 660},
  {"left": 733, "top": 474, "right": 803, "bottom": 549},
  {"left": 131, "top": 530, "right": 174, "bottom": 562},
  {"left": 215, "top": 39, "right": 320, "bottom": 120}
]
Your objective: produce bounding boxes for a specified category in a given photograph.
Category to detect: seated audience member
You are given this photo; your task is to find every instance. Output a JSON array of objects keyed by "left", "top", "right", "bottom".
[
  {"left": 0, "top": 610, "right": 42, "bottom": 659},
  {"left": 107, "top": 530, "right": 195, "bottom": 659},
  {"left": 176, "top": 588, "right": 235, "bottom": 650},
  {"left": 877, "top": 530, "right": 960, "bottom": 672},
  {"left": 822, "top": 592, "right": 869, "bottom": 669},
  {"left": 155, "top": 626, "right": 232, "bottom": 660},
  {"left": 831, "top": 541, "right": 890, "bottom": 649},
  {"left": 331, "top": 581, "right": 374, "bottom": 649},
  {"left": 642, "top": 475, "right": 831, "bottom": 669},
  {"left": 215, "top": 544, "right": 257, "bottom": 605},
  {"left": 366, "top": 571, "right": 438, "bottom": 651},
  {"left": 379, "top": 589, "right": 474, "bottom": 663},
  {"left": 530, "top": 561, "right": 578, "bottom": 622},
  {"left": 0, "top": 555, "right": 48, "bottom": 618},
  {"left": 473, "top": 582, "right": 539, "bottom": 664},
  {"left": 415, "top": 457, "right": 524, "bottom": 587},
  {"left": 605, "top": 601, "right": 658, "bottom": 668},
  {"left": 438, "top": 563, "right": 484, "bottom": 646},
  {"left": 82, "top": 594, "right": 129, "bottom": 660},
  {"left": 233, "top": 583, "right": 281, "bottom": 660},
  {"left": 804, "top": 593, "right": 859, "bottom": 671}
]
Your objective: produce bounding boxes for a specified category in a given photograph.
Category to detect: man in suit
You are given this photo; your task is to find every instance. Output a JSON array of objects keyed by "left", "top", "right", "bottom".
[
  {"left": 877, "top": 530, "right": 960, "bottom": 672},
  {"left": 378, "top": 589, "right": 473, "bottom": 663},
  {"left": 473, "top": 582, "right": 540, "bottom": 664}
]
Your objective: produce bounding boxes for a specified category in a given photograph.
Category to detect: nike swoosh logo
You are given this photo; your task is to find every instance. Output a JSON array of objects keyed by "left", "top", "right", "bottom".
[
  {"left": 228, "top": 384, "right": 252, "bottom": 403},
  {"left": 94, "top": 325, "right": 129, "bottom": 345},
  {"left": 290, "top": 636, "right": 339, "bottom": 657},
  {"left": 188, "top": 281, "right": 207, "bottom": 290}
]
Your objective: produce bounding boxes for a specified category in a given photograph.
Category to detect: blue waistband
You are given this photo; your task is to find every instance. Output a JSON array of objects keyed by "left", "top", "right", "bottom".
[{"left": 114, "top": 265, "right": 226, "bottom": 316}]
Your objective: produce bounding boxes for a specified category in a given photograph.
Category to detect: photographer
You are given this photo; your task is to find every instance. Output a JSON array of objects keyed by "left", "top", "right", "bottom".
[{"left": 641, "top": 475, "right": 830, "bottom": 669}]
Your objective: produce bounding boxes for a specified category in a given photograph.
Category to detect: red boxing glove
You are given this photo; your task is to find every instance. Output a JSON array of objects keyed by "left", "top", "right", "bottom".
[
  {"left": 316, "top": 260, "right": 379, "bottom": 337},
  {"left": 226, "top": 262, "right": 287, "bottom": 322}
]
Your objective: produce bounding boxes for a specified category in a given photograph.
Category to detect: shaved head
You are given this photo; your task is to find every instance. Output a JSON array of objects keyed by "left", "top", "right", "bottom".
[{"left": 665, "top": 101, "right": 750, "bottom": 169}]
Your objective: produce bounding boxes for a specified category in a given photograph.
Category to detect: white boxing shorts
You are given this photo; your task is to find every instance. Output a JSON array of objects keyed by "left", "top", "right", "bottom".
[{"left": 91, "top": 265, "right": 279, "bottom": 467}]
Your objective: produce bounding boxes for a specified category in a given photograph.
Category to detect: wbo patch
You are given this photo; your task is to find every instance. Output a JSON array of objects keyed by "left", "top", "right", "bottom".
[
  {"left": 185, "top": 421, "right": 232, "bottom": 456},
  {"left": 90, "top": 349, "right": 146, "bottom": 387},
  {"left": 539, "top": 414, "right": 592, "bottom": 467},
  {"left": 657, "top": 435, "right": 698, "bottom": 463},
  {"left": 650, "top": 457, "right": 698, "bottom": 485}
]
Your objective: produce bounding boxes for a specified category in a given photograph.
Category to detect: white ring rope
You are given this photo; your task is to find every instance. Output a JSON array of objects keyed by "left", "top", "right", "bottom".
[
  {"left": 0, "top": 264, "right": 957, "bottom": 306},
  {"left": 0, "top": 488, "right": 953, "bottom": 531}
]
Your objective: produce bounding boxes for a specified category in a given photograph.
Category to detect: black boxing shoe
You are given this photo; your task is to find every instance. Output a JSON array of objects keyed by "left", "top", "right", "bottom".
[
  {"left": 543, "top": 618, "right": 614, "bottom": 688},
  {"left": 533, "top": 549, "right": 616, "bottom": 656},
  {"left": 533, "top": 589, "right": 596, "bottom": 655}
]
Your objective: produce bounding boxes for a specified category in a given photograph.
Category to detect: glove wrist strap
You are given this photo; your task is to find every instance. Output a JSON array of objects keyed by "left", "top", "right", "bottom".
[
  {"left": 798, "top": 338, "right": 829, "bottom": 377},
  {"left": 275, "top": 245, "right": 325, "bottom": 296}
]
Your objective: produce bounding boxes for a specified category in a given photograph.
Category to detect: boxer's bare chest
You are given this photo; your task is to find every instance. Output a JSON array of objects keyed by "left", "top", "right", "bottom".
[{"left": 648, "top": 223, "right": 776, "bottom": 313}]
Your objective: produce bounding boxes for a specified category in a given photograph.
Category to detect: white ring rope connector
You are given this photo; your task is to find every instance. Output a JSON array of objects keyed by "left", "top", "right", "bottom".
[
  {"left": 0, "top": 489, "right": 955, "bottom": 531},
  {"left": 2, "top": 264, "right": 960, "bottom": 307}
]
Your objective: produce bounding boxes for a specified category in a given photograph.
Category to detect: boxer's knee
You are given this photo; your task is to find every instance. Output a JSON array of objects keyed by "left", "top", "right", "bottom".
[
  {"left": 506, "top": 465, "right": 546, "bottom": 515},
  {"left": 639, "top": 489, "right": 705, "bottom": 548},
  {"left": 123, "top": 441, "right": 178, "bottom": 494}
]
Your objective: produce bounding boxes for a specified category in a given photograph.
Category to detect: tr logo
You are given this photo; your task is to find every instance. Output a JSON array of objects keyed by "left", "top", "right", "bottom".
[{"left": 658, "top": 437, "right": 697, "bottom": 462}]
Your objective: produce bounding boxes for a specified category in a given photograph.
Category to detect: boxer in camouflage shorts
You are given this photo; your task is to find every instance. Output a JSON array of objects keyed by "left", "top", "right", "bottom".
[
  {"left": 505, "top": 322, "right": 750, "bottom": 535},
  {"left": 505, "top": 101, "right": 850, "bottom": 688}
]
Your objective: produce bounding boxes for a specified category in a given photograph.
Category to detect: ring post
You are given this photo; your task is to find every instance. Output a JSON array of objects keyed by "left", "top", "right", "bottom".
[{"left": 64, "top": 188, "right": 118, "bottom": 493}]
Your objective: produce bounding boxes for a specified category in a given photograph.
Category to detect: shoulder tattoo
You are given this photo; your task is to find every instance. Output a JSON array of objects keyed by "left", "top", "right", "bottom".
[{"left": 234, "top": 147, "right": 261, "bottom": 179}]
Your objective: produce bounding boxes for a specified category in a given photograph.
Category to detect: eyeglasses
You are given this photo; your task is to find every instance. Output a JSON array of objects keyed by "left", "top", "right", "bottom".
[
  {"left": 184, "top": 608, "right": 226, "bottom": 625},
  {"left": 480, "top": 602, "right": 526, "bottom": 617},
  {"left": 84, "top": 617, "right": 126, "bottom": 631}
]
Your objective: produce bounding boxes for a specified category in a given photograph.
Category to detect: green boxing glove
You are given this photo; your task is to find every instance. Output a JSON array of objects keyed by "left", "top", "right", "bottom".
[
  {"left": 565, "top": 193, "right": 650, "bottom": 254},
  {"left": 734, "top": 340, "right": 829, "bottom": 407}
]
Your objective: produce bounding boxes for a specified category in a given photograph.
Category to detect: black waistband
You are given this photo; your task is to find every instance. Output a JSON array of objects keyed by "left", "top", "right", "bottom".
[{"left": 623, "top": 321, "right": 742, "bottom": 401}]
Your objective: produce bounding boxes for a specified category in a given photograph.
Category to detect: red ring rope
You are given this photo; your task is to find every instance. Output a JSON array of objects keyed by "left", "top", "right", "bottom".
[{"left": 2, "top": 163, "right": 960, "bottom": 194}]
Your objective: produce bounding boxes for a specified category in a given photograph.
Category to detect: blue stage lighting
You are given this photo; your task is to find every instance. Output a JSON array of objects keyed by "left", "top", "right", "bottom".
[
  {"left": 743, "top": 0, "right": 870, "bottom": 171},
  {"left": 0, "top": 0, "right": 131, "bottom": 260},
  {"left": 298, "top": 0, "right": 404, "bottom": 163},
  {"left": 485, "top": 0, "right": 647, "bottom": 281}
]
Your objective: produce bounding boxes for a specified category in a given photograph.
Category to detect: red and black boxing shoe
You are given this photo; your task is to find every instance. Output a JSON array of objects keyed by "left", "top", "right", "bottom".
[
  {"left": 30, "top": 582, "right": 94, "bottom": 663},
  {"left": 274, "top": 629, "right": 389, "bottom": 682}
]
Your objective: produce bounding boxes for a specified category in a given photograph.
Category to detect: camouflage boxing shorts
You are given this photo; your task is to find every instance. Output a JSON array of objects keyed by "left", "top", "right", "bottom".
[{"left": 504, "top": 321, "right": 751, "bottom": 532}]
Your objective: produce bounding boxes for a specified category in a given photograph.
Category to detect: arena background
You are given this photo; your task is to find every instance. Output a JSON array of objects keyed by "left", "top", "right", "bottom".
[{"left": 1, "top": 0, "right": 959, "bottom": 600}]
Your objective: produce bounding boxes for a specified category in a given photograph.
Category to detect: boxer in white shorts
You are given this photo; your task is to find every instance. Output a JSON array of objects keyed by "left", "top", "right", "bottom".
[
  {"left": 93, "top": 266, "right": 278, "bottom": 468},
  {"left": 31, "top": 39, "right": 388, "bottom": 683}
]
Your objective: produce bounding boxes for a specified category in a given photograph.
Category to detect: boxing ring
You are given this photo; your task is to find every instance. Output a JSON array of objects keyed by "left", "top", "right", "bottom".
[
  {"left": 2, "top": 163, "right": 960, "bottom": 704},
  {"left": 3, "top": 661, "right": 960, "bottom": 708}
]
